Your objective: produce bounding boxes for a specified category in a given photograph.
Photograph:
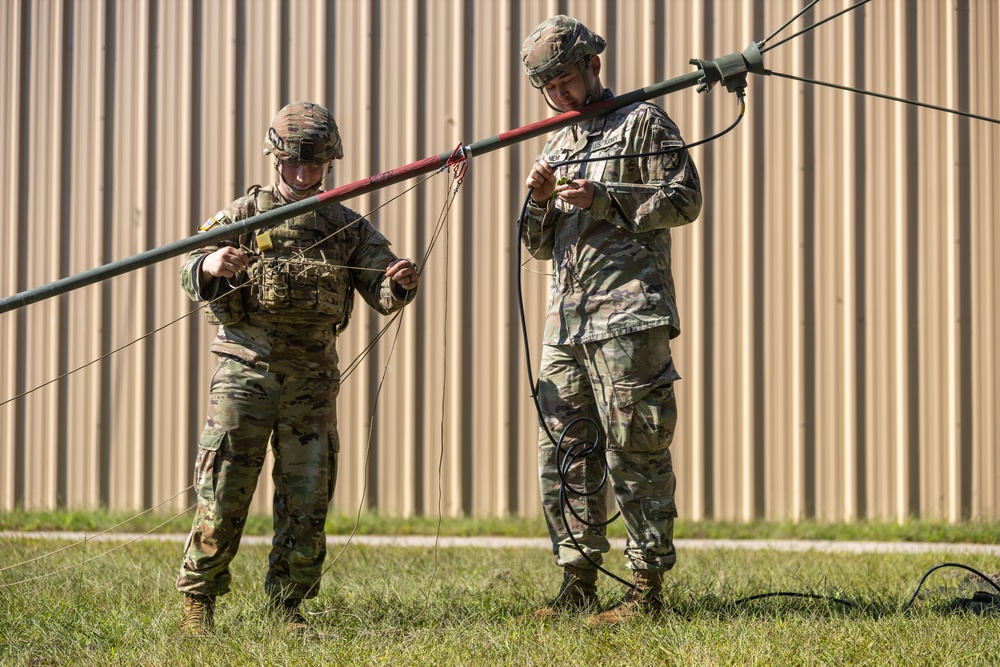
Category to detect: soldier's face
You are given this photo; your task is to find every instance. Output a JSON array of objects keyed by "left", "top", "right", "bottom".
[
  {"left": 279, "top": 161, "right": 326, "bottom": 188},
  {"left": 277, "top": 160, "right": 328, "bottom": 200},
  {"left": 543, "top": 58, "right": 599, "bottom": 111}
]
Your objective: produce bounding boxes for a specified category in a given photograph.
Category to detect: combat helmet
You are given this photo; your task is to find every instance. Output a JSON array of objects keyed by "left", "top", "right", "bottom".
[
  {"left": 263, "top": 101, "right": 343, "bottom": 164},
  {"left": 521, "top": 15, "right": 606, "bottom": 89}
]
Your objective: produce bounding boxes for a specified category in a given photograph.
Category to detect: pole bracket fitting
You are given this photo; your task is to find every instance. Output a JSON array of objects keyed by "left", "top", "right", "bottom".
[{"left": 690, "top": 42, "right": 766, "bottom": 94}]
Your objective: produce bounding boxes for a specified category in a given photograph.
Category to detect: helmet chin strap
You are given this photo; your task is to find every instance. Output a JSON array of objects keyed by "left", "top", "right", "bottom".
[{"left": 580, "top": 60, "right": 601, "bottom": 105}]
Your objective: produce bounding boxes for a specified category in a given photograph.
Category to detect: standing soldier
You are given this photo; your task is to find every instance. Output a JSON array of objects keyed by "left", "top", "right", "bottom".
[
  {"left": 176, "top": 101, "right": 420, "bottom": 635},
  {"left": 519, "top": 16, "right": 702, "bottom": 625}
]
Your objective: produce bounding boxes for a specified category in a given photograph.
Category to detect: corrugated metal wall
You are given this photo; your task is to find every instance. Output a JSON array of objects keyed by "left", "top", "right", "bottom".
[{"left": 1, "top": 0, "right": 997, "bottom": 523}]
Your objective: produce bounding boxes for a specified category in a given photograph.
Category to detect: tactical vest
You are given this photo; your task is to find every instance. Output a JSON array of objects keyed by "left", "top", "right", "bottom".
[{"left": 205, "top": 186, "right": 356, "bottom": 331}]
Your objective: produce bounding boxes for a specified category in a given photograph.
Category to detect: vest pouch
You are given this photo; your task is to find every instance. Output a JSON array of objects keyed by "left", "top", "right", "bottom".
[
  {"left": 288, "top": 258, "right": 322, "bottom": 309},
  {"left": 204, "top": 284, "right": 246, "bottom": 326},
  {"left": 256, "top": 257, "right": 344, "bottom": 315},
  {"left": 256, "top": 258, "right": 291, "bottom": 310},
  {"left": 316, "top": 270, "right": 349, "bottom": 317}
]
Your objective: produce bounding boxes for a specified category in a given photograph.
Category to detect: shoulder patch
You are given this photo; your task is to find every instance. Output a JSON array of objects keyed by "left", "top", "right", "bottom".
[{"left": 198, "top": 210, "right": 229, "bottom": 232}]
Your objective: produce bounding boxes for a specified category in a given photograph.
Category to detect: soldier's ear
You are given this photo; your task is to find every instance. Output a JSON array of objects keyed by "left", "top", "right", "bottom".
[{"left": 589, "top": 55, "right": 602, "bottom": 77}]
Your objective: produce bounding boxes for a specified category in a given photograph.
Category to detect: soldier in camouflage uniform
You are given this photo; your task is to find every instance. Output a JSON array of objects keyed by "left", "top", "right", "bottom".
[
  {"left": 519, "top": 16, "right": 702, "bottom": 625},
  {"left": 175, "top": 101, "right": 420, "bottom": 635}
]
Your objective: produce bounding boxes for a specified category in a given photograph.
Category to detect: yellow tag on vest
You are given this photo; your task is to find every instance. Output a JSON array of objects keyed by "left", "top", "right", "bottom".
[
  {"left": 255, "top": 230, "right": 273, "bottom": 251},
  {"left": 199, "top": 210, "right": 227, "bottom": 232}
]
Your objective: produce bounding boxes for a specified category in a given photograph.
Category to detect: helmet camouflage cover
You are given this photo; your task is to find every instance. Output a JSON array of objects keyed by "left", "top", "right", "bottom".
[
  {"left": 520, "top": 15, "right": 606, "bottom": 88},
  {"left": 263, "top": 101, "right": 344, "bottom": 164}
]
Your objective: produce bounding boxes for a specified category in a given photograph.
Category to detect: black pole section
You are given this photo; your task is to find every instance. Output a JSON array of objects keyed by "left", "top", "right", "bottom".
[{"left": 0, "top": 44, "right": 763, "bottom": 314}]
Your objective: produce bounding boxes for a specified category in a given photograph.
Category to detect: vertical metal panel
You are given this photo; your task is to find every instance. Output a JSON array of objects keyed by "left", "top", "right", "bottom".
[
  {"left": 1, "top": 0, "right": 25, "bottom": 509},
  {"left": 156, "top": 0, "right": 203, "bottom": 517},
  {"left": 813, "top": 0, "right": 856, "bottom": 522},
  {"left": 863, "top": 0, "right": 908, "bottom": 522},
  {"left": 470, "top": 0, "right": 517, "bottom": 517},
  {"left": 673, "top": 0, "right": 712, "bottom": 522},
  {"left": 63, "top": 0, "right": 108, "bottom": 509},
  {"left": 333, "top": 0, "right": 374, "bottom": 517},
  {"left": 836, "top": 0, "right": 863, "bottom": 521},
  {"left": 921, "top": 0, "right": 959, "bottom": 522},
  {"left": 109, "top": 0, "right": 147, "bottom": 511},
  {"left": 702, "top": 1, "right": 763, "bottom": 522},
  {"left": 0, "top": 0, "right": 998, "bottom": 525},
  {"left": 969, "top": 0, "right": 999, "bottom": 519},
  {"left": 22, "top": 0, "right": 65, "bottom": 509},
  {"left": 759, "top": 0, "right": 808, "bottom": 522},
  {"left": 446, "top": 0, "right": 473, "bottom": 517},
  {"left": 372, "top": 0, "right": 416, "bottom": 516}
]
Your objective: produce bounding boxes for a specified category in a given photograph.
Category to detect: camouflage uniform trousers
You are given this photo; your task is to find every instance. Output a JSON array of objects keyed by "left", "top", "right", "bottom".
[
  {"left": 536, "top": 326, "right": 679, "bottom": 572},
  {"left": 176, "top": 355, "right": 340, "bottom": 601}
]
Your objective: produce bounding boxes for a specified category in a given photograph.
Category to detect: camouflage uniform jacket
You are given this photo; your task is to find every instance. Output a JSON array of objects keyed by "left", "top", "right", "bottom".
[
  {"left": 181, "top": 183, "right": 413, "bottom": 375},
  {"left": 520, "top": 91, "right": 701, "bottom": 345}
]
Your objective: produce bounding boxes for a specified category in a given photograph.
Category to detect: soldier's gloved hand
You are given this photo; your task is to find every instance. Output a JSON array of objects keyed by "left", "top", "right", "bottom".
[{"left": 386, "top": 258, "right": 419, "bottom": 292}]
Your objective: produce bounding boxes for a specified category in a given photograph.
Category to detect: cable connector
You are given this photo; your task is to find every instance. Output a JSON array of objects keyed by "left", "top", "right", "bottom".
[
  {"left": 690, "top": 42, "right": 767, "bottom": 94},
  {"left": 949, "top": 591, "right": 1000, "bottom": 615}
]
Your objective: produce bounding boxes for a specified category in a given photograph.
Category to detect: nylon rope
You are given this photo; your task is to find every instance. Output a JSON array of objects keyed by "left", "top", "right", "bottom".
[
  {"left": 0, "top": 504, "right": 196, "bottom": 589},
  {"left": 0, "top": 485, "right": 194, "bottom": 575},
  {"left": 304, "top": 159, "right": 463, "bottom": 617}
]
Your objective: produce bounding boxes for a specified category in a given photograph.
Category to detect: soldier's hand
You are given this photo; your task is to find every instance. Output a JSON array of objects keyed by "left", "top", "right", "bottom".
[
  {"left": 525, "top": 159, "right": 556, "bottom": 205},
  {"left": 554, "top": 178, "right": 595, "bottom": 210},
  {"left": 202, "top": 245, "right": 249, "bottom": 281},
  {"left": 387, "top": 258, "right": 419, "bottom": 291}
]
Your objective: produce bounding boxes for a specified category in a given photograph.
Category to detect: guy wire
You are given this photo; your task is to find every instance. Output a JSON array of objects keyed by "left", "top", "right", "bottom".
[
  {"left": 761, "top": 0, "right": 873, "bottom": 55},
  {"left": 759, "top": 0, "right": 822, "bottom": 48},
  {"left": 0, "top": 485, "right": 193, "bottom": 574},
  {"left": 0, "top": 304, "right": 207, "bottom": 408},
  {"left": 420, "top": 169, "right": 463, "bottom": 582},
  {"left": 759, "top": 0, "right": 997, "bottom": 125},
  {"left": 768, "top": 70, "right": 1000, "bottom": 125},
  {"left": 0, "top": 504, "right": 196, "bottom": 589},
  {"left": 305, "top": 162, "right": 463, "bottom": 613}
]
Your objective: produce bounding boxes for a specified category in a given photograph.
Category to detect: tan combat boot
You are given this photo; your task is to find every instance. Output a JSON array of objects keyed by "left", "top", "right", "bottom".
[
  {"left": 269, "top": 596, "right": 309, "bottom": 633},
  {"left": 586, "top": 570, "right": 663, "bottom": 626},
  {"left": 532, "top": 565, "right": 600, "bottom": 617},
  {"left": 178, "top": 593, "right": 216, "bottom": 636}
]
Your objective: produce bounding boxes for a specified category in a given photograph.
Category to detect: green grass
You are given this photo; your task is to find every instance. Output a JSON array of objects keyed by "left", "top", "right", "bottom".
[
  {"left": 1, "top": 511, "right": 999, "bottom": 665},
  {"left": 1, "top": 532, "right": 998, "bottom": 666},
  {"left": 2, "top": 508, "right": 1000, "bottom": 545}
]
